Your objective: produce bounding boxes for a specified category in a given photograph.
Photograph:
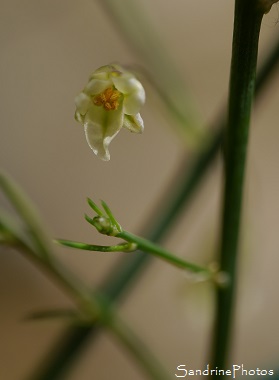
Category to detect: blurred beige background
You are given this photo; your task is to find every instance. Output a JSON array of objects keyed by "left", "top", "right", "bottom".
[{"left": 1, "top": 0, "right": 279, "bottom": 379}]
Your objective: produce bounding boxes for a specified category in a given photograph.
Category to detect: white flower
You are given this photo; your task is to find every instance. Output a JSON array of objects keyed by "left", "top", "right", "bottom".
[{"left": 75, "top": 64, "right": 145, "bottom": 161}]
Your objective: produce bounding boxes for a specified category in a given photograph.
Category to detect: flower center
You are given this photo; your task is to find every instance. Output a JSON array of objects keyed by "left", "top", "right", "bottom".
[{"left": 93, "top": 87, "right": 121, "bottom": 111}]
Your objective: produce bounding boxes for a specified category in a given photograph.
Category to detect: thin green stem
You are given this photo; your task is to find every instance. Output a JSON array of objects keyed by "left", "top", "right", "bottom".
[
  {"left": 0, "top": 172, "right": 52, "bottom": 260},
  {"left": 211, "top": 0, "right": 264, "bottom": 372},
  {"left": 118, "top": 230, "right": 210, "bottom": 275},
  {"left": 8, "top": 242, "right": 102, "bottom": 320},
  {"left": 107, "top": 316, "right": 171, "bottom": 380},
  {"left": 56, "top": 239, "right": 132, "bottom": 252},
  {"left": 87, "top": 197, "right": 103, "bottom": 216},
  {"left": 101, "top": 200, "right": 122, "bottom": 232},
  {"left": 58, "top": 231, "right": 210, "bottom": 275}
]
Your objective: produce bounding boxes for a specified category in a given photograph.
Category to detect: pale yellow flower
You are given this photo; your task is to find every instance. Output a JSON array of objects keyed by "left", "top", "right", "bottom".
[{"left": 75, "top": 64, "right": 145, "bottom": 161}]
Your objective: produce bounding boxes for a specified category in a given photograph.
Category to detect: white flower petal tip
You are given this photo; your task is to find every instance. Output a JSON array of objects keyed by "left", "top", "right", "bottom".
[{"left": 75, "top": 64, "right": 145, "bottom": 161}]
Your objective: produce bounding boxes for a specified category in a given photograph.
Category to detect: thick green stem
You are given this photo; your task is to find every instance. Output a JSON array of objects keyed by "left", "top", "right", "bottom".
[{"left": 211, "top": 0, "right": 264, "bottom": 371}]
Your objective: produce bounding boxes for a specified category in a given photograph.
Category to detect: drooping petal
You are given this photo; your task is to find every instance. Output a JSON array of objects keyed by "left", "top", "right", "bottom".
[
  {"left": 74, "top": 93, "right": 91, "bottom": 115},
  {"left": 84, "top": 104, "right": 124, "bottom": 161},
  {"left": 84, "top": 79, "right": 112, "bottom": 96},
  {"left": 123, "top": 113, "right": 144, "bottom": 133}
]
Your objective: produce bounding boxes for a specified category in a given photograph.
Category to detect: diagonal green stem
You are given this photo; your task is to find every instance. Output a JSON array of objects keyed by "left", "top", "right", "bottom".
[
  {"left": 0, "top": 172, "right": 52, "bottom": 260},
  {"left": 107, "top": 315, "right": 171, "bottom": 380},
  {"left": 117, "top": 230, "right": 210, "bottom": 275},
  {"left": 210, "top": 0, "right": 264, "bottom": 372}
]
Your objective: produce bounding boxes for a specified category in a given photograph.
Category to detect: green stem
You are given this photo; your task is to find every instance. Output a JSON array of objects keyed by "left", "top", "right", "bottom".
[
  {"left": 211, "top": 0, "right": 264, "bottom": 371},
  {"left": 58, "top": 231, "right": 210, "bottom": 275},
  {"left": 19, "top": 244, "right": 101, "bottom": 318},
  {"left": 0, "top": 172, "right": 52, "bottom": 260},
  {"left": 56, "top": 239, "right": 132, "bottom": 252},
  {"left": 118, "top": 230, "right": 210, "bottom": 275},
  {"left": 107, "top": 316, "right": 171, "bottom": 380}
]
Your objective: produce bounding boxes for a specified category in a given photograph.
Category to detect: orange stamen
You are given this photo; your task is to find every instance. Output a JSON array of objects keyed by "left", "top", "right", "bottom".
[{"left": 93, "top": 87, "right": 121, "bottom": 111}]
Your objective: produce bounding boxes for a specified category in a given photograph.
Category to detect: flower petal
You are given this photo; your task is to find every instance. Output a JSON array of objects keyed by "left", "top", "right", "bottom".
[
  {"left": 84, "top": 104, "right": 124, "bottom": 161},
  {"left": 88, "top": 64, "right": 123, "bottom": 81},
  {"left": 123, "top": 113, "right": 144, "bottom": 133},
  {"left": 74, "top": 93, "right": 91, "bottom": 115},
  {"left": 112, "top": 75, "right": 145, "bottom": 115},
  {"left": 74, "top": 111, "right": 85, "bottom": 124},
  {"left": 123, "top": 90, "right": 145, "bottom": 115},
  {"left": 84, "top": 79, "right": 112, "bottom": 96},
  {"left": 112, "top": 75, "right": 144, "bottom": 95},
  {"left": 89, "top": 71, "right": 109, "bottom": 81}
]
